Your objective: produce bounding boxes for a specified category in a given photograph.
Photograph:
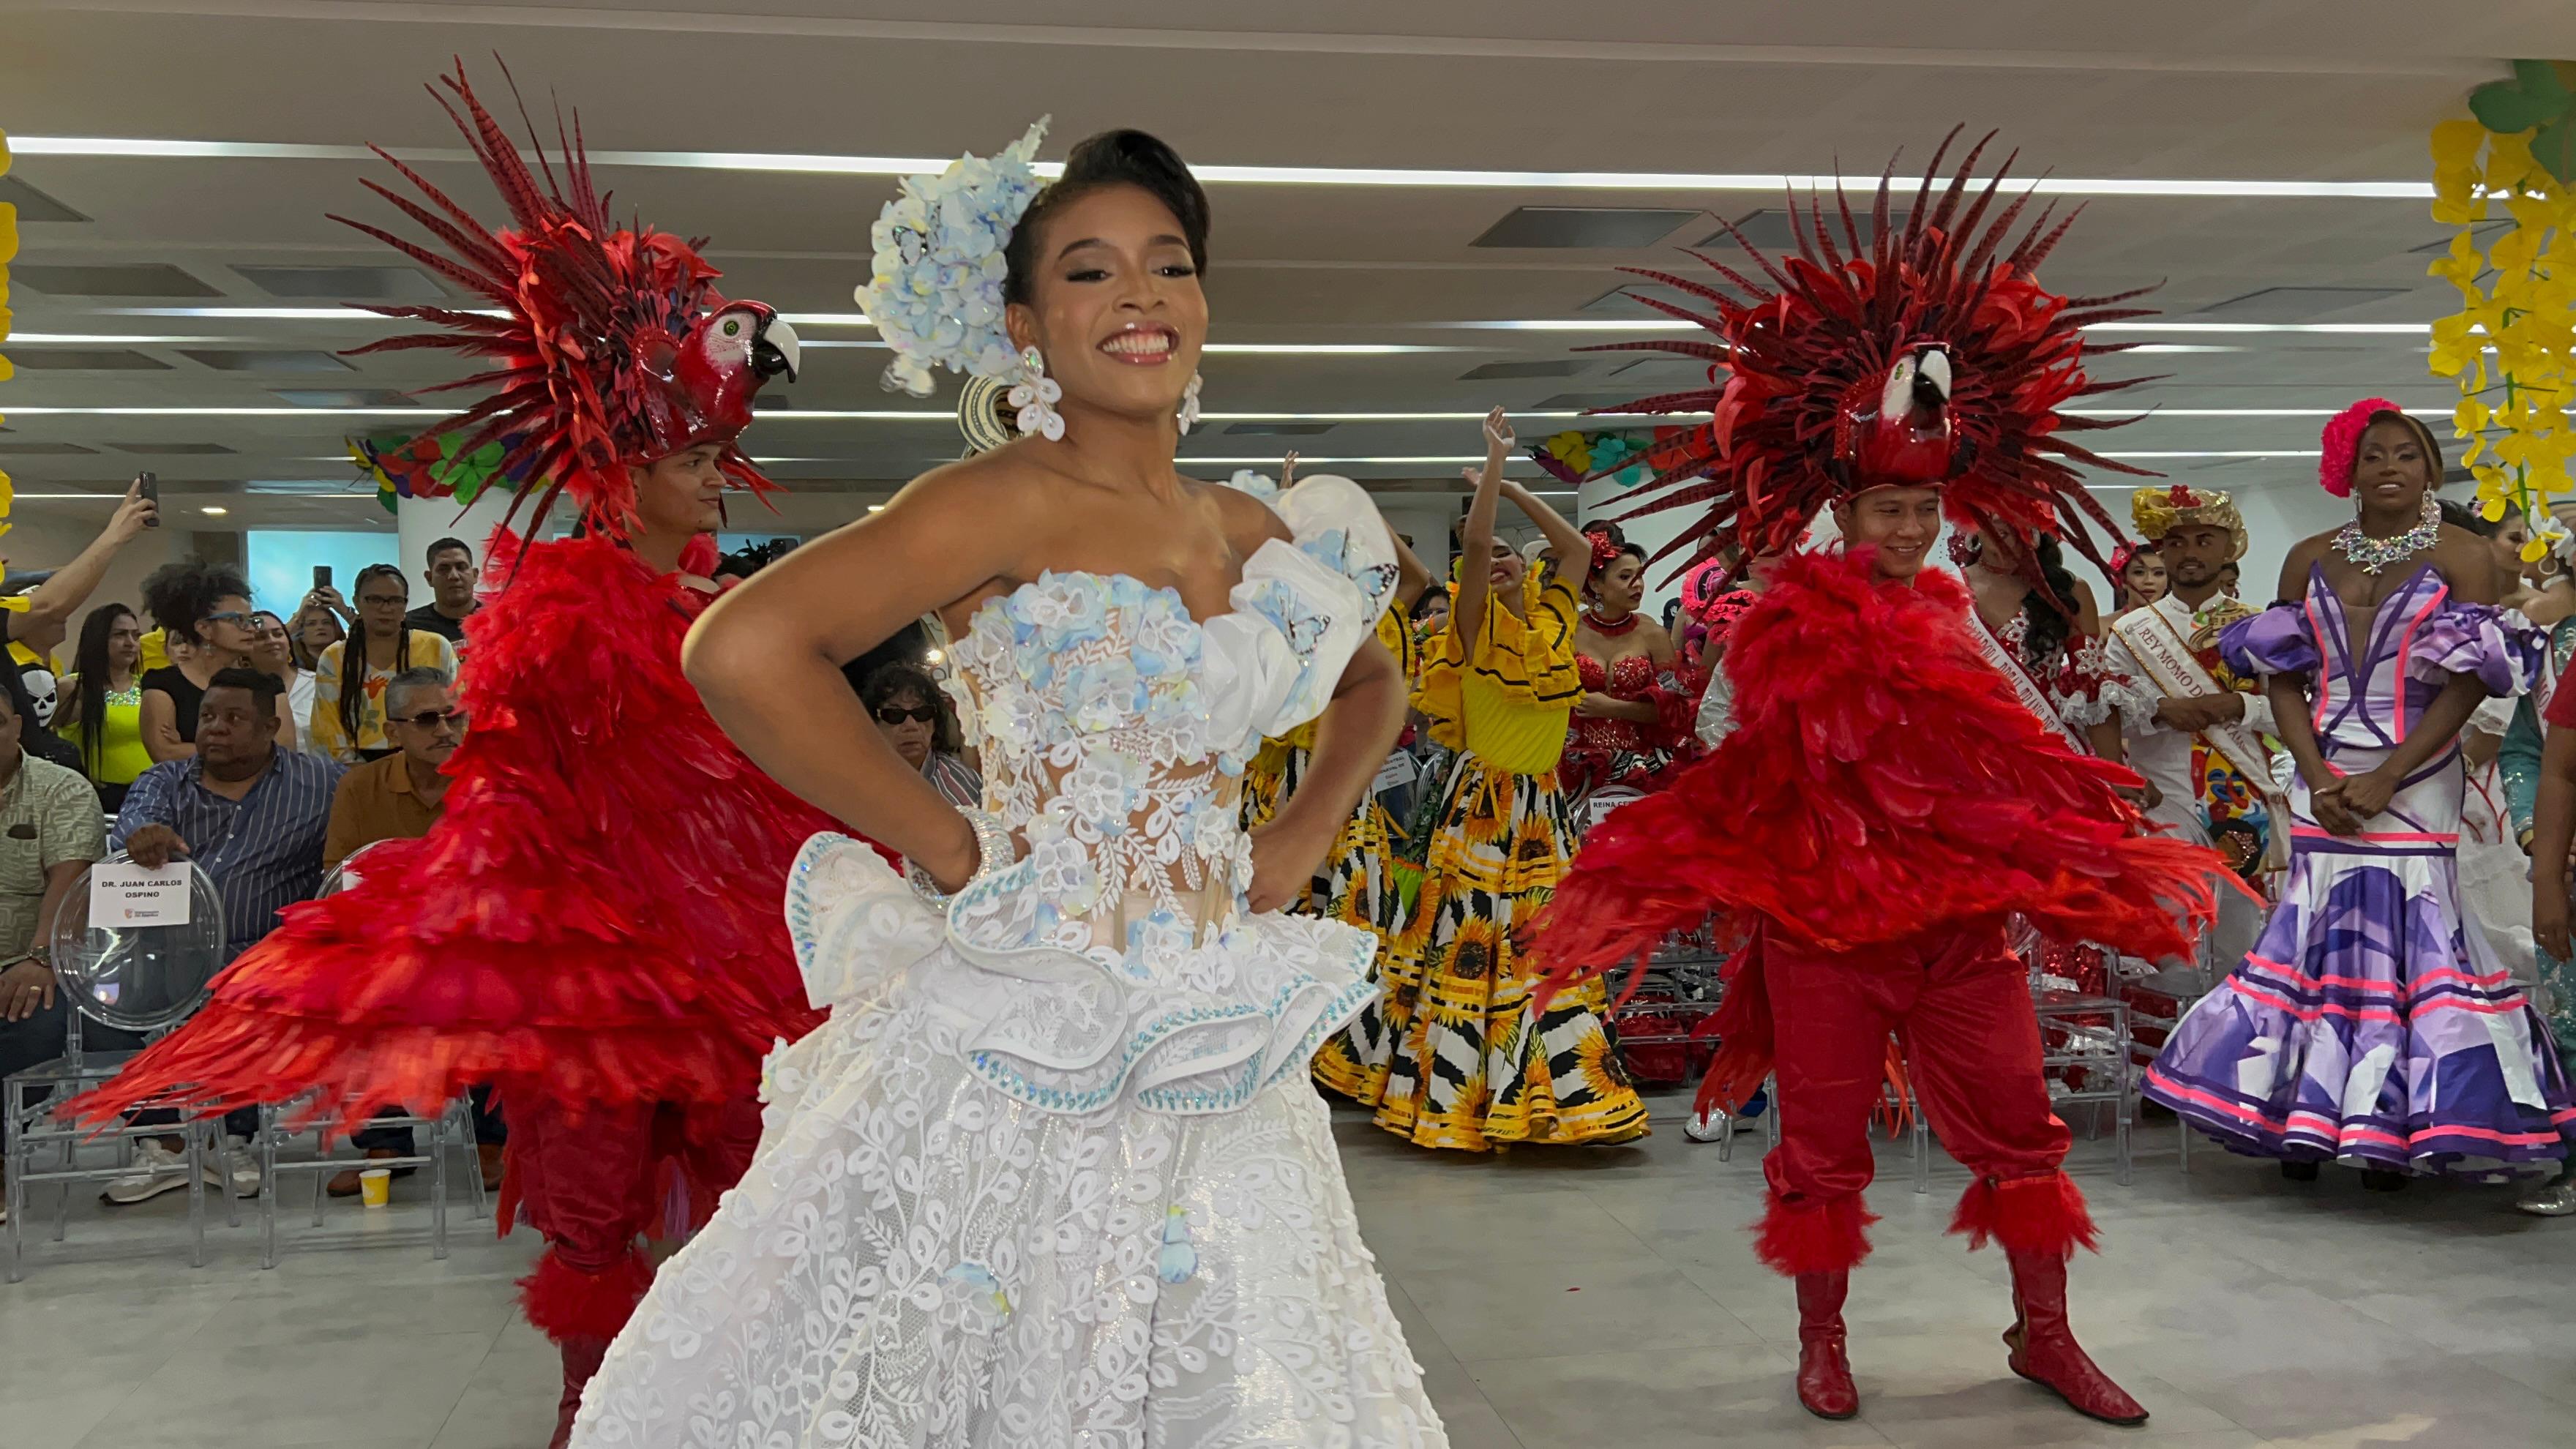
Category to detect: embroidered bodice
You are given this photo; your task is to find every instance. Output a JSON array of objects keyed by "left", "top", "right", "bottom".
[
  {"left": 1571, "top": 652, "right": 1666, "bottom": 755},
  {"left": 787, "top": 476, "right": 1401, "bottom": 1117}
]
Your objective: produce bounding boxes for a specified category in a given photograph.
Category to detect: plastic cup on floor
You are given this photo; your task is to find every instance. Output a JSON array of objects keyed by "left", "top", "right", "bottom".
[{"left": 358, "top": 1168, "right": 392, "bottom": 1208}]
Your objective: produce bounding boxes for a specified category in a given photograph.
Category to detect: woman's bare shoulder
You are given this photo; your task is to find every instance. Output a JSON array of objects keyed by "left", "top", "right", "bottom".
[{"left": 1201, "top": 476, "right": 1294, "bottom": 551}]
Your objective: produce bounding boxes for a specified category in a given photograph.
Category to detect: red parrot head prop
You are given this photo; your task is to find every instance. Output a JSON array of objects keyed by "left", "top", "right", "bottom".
[
  {"left": 1838, "top": 343, "right": 1956, "bottom": 489},
  {"left": 1579, "top": 127, "right": 2158, "bottom": 580},
  {"left": 651, "top": 301, "right": 801, "bottom": 458},
  {"left": 335, "top": 59, "right": 796, "bottom": 539}
]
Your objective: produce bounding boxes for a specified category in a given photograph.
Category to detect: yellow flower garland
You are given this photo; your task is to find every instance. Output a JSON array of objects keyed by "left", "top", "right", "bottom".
[{"left": 2429, "top": 117, "right": 2576, "bottom": 557}]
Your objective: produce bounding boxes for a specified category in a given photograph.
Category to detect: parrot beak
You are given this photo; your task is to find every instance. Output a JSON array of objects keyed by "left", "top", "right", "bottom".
[{"left": 753, "top": 314, "right": 800, "bottom": 384}]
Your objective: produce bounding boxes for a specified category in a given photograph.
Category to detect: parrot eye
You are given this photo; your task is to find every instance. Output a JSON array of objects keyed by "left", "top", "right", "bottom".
[
  {"left": 1879, "top": 356, "right": 1916, "bottom": 418},
  {"left": 722, "top": 318, "right": 743, "bottom": 337}
]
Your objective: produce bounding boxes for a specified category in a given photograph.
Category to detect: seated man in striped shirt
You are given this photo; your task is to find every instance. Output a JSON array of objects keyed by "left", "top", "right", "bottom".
[{"left": 103, "top": 666, "right": 342, "bottom": 1204}]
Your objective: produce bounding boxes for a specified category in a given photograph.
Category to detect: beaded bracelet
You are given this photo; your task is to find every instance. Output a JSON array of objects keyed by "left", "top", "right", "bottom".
[{"left": 904, "top": 808, "right": 1018, "bottom": 909}]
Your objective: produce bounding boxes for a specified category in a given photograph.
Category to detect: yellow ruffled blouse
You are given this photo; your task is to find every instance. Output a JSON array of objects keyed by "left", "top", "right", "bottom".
[{"left": 1415, "top": 573, "right": 1581, "bottom": 775}]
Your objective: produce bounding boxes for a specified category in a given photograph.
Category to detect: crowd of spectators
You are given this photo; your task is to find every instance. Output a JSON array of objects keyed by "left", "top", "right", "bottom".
[
  {"left": 0, "top": 509, "right": 989, "bottom": 1217},
  {"left": 0, "top": 496, "right": 506, "bottom": 1214}
]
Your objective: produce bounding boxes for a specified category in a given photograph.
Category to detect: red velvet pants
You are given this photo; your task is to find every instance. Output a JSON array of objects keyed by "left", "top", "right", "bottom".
[
  {"left": 1754, "top": 922, "right": 2095, "bottom": 1276},
  {"left": 501, "top": 1093, "right": 764, "bottom": 1344}
]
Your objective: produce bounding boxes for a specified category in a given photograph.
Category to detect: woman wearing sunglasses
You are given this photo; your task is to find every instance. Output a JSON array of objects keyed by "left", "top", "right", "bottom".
[{"left": 858, "top": 660, "right": 980, "bottom": 809}]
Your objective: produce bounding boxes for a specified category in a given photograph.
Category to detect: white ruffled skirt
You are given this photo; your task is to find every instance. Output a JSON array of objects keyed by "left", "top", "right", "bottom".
[{"left": 568, "top": 837, "right": 1446, "bottom": 1449}]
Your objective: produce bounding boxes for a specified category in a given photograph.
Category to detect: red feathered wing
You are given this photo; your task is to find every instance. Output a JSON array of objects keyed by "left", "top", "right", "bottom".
[
  {"left": 67, "top": 538, "right": 851, "bottom": 1133},
  {"left": 1532, "top": 548, "right": 2229, "bottom": 989}
]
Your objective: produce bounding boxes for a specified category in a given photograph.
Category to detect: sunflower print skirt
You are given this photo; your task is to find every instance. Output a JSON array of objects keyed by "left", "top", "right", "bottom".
[
  {"left": 1245, "top": 740, "right": 1412, "bottom": 1012},
  {"left": 1316, "top": 749, "right": 1650, "bottom": 1150}
]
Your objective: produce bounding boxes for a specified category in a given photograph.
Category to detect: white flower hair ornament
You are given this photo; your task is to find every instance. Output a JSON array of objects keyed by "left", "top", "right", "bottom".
[
  {"left": 861, "top": 117, "right": 1052, "bottom": 397},
  {"left": 2529, "top": 507, "right": 2575, "bottom": 569}
]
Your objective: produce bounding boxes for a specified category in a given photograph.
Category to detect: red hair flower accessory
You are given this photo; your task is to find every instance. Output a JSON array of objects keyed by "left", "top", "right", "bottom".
[
  {"left": 1586, "top": 528, "right": 1625, "bottom": 575},
  {"left": 2318, "top": 397, "right": 2405, "bottom": 498}
]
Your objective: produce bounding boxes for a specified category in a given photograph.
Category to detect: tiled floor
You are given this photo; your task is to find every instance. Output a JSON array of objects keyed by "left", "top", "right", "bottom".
[{"left": 4, "top": 1090, "right": 2572, "bottom": 1448}]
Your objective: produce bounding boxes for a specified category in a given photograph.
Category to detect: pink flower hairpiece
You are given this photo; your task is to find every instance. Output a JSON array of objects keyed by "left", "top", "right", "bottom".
[{"left": 2318, "top": 397, "right": 2405, "bottom": 498}]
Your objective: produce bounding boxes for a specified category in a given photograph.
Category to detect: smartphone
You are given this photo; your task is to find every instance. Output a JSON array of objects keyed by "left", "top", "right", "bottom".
[
  {"left": 314, "top": 565, "right": 332, "bottom": 591},
  {"left": 137, "top": 473, "right": 159, "bottom": 528}
]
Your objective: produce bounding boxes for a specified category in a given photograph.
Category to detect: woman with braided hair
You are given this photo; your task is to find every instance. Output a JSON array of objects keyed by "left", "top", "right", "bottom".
[{"left": 308, "top": 561, "right": 454, "bottom": 763}]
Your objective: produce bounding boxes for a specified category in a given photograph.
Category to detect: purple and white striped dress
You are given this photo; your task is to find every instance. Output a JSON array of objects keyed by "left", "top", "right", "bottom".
[{"left": 2143, "top": 562, "right": 2576, "bottom": 1177}]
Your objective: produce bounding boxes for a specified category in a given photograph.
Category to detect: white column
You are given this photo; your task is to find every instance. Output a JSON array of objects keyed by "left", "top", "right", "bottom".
[{"left": 397, "top": 487, "right": 521, "bottom": 584}]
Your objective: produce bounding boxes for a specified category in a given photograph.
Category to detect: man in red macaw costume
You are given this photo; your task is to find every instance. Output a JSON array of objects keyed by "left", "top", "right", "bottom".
[
  {"left": 1532, "top": 132, "right": 2231, "bottom": 1427},
  {"left": 70, "top": 63, "right": 847, "bottom": 1447}
]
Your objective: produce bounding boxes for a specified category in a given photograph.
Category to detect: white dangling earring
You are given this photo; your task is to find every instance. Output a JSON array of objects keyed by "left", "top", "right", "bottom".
[
  {"left": 1176, "top": 371, "right": 1204, "bottom": 435},
  {"left": 1007, "top": 345, "right": 1066, "bottom": 442}
]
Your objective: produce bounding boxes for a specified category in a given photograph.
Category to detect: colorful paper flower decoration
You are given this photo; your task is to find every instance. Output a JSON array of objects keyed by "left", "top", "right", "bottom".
[
  {"left": 351, "top": 428, "right": 541, "bottom": 514},
  {"left": 2428, "top": 62, "right": 2576, "bottom": 540},
  {"left": 1529, "top": 427, "right": 1693, "bottom": 490}
]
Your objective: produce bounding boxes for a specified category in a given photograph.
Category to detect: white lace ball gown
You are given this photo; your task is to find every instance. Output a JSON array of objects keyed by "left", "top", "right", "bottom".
[{"left": 570, "top": 476, "right": 1448, "bottom": 1448}]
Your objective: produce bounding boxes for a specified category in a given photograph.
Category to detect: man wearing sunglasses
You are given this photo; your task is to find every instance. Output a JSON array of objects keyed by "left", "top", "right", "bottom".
[
  {"left": 323, "top": 667, "right": 465, "bottom": 870},
  {"left": 317, "top": 667, "right": 502, "bottom": 1194}
]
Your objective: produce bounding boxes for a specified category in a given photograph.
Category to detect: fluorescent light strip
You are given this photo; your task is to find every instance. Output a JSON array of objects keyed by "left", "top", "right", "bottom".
[
  {"left": 1448, "top": 319, "right": 2438, "bottom": 334},
  {"left": 2100, "top": 450, "right": 2324, "bottom": 459},
  {"left": 8, "top": 332, "right": 246, "bottom": 344},
  {"left": 2, "top": 406, "right": 450, "bottom": 417},
  {"left": 8, "top": 136, "right": 2432, "bottom": 199}
]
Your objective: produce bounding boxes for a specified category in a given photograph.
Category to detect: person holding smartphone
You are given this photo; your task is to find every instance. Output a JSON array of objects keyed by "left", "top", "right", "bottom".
[{"left": 1, "top": 476, "right": 157, "bottom": 654}]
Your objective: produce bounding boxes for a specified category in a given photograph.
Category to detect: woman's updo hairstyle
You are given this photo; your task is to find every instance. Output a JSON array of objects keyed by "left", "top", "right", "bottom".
[
  {"left": 140, "top": 559, "right": 252, "bottom": 643},
  {"left": 1003, "top": 129, "right": 1211, "bottom": 307}
]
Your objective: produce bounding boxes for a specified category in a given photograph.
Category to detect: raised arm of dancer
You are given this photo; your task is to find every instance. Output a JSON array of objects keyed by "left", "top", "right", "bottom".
[
  {"left": 1501, "top": 476, "right": 1589, "bottom": 573},
  {"left": 1392, "top": 531, "right": 1431, "bottom": 613},
  {"left": 1451, "top": 408, "right": 1514, "bottom": 649}
]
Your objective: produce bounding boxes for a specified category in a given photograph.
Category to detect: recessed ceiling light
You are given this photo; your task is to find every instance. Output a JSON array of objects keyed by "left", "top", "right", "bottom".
[
  {"left": 7, "top": 136, "right": 2435, "bottom": 199},
  {"left": 867, "top": 504, "right": 886, "bottom": 512},
  {"left": 200, "top": 505, "right": 230, "bottom": 516}
]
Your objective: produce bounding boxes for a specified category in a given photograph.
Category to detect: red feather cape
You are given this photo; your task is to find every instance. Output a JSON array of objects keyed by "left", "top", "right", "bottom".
[
  {"left": 67, "top": 536, "right": 847, "bottom": 1132},
  {"left": 1532, "top": 548, "right": 2228, "bottom": 989}
]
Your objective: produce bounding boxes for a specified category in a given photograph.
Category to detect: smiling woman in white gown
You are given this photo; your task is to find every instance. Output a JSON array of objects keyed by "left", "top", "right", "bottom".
[{"left": 566, "top": 125, "right": 1447, "bottom": 1448}]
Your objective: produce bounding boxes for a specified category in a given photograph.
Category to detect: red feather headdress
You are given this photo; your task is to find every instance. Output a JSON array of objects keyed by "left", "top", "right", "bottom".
[
  {"left": 1585, "top": 128, "right": 2157, "bottom": 580},
  {"left": 335, "top": 59, "right": 799, "bottom": 538}
]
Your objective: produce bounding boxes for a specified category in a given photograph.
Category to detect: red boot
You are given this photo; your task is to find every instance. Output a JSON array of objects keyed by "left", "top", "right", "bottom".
[
  {"left": 2002, "top": 1247, "right": 2147, "bottom": 1426},
  {"left": 550, "top": 1333, "right": 610, "bottom": 1449},
  {"left": 1794, "top": 1271, "right": 1859, "bottom": 1420}
]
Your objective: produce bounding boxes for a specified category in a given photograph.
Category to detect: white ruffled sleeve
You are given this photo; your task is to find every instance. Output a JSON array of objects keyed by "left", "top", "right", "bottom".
[{"left": 1197, "top": 474, "right": 1398, "bottom": 744}]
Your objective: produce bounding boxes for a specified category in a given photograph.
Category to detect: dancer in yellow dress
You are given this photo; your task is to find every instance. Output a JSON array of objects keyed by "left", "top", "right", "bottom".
[{"left": 1319, "top": 408, "right": 1650, "bottom": 1149}]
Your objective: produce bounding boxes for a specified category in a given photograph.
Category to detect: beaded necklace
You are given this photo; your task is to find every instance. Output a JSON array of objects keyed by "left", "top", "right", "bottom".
[
  {"left": 2330, "top": 492, "right": 2441, "bottom": 575},
  {"left": 1583, "top": 609, "right": 1641, "bottom": 637}
]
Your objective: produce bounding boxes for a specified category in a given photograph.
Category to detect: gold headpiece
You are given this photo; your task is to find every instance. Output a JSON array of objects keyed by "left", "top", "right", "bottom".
[{"left": 2130, "top": 484, "right": 2247, "bottom": 562}]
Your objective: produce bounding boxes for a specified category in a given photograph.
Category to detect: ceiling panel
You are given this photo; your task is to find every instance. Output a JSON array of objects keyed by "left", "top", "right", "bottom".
[{"left": 0, "top": 1, "right": 2536, "bottom": 537}]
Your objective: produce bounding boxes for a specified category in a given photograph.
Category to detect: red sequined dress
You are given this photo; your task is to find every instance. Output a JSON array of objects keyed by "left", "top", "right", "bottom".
[{"left": 1562, "top": 652, "right": 1693, "bottom": 802}]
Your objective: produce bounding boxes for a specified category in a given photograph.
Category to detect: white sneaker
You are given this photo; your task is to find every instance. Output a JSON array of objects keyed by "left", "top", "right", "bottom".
[
  {"left": 100, "top": 1140, "right": 198, "bottom": 1205},
  {"left": 1683, "top": 1104, "right": 1728, "bottom": 1143},
  {"left": 2515, "top": 1177, "right": 2576, "bottom": 1217},
  {"left": 217, "top": 1135, "right": 263, "bottom": 1199}
]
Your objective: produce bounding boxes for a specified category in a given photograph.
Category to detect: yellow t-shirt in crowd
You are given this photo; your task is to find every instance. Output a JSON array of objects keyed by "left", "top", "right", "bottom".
[{"left": 308, "top": 632, "right": 459, "bottom": 761}]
